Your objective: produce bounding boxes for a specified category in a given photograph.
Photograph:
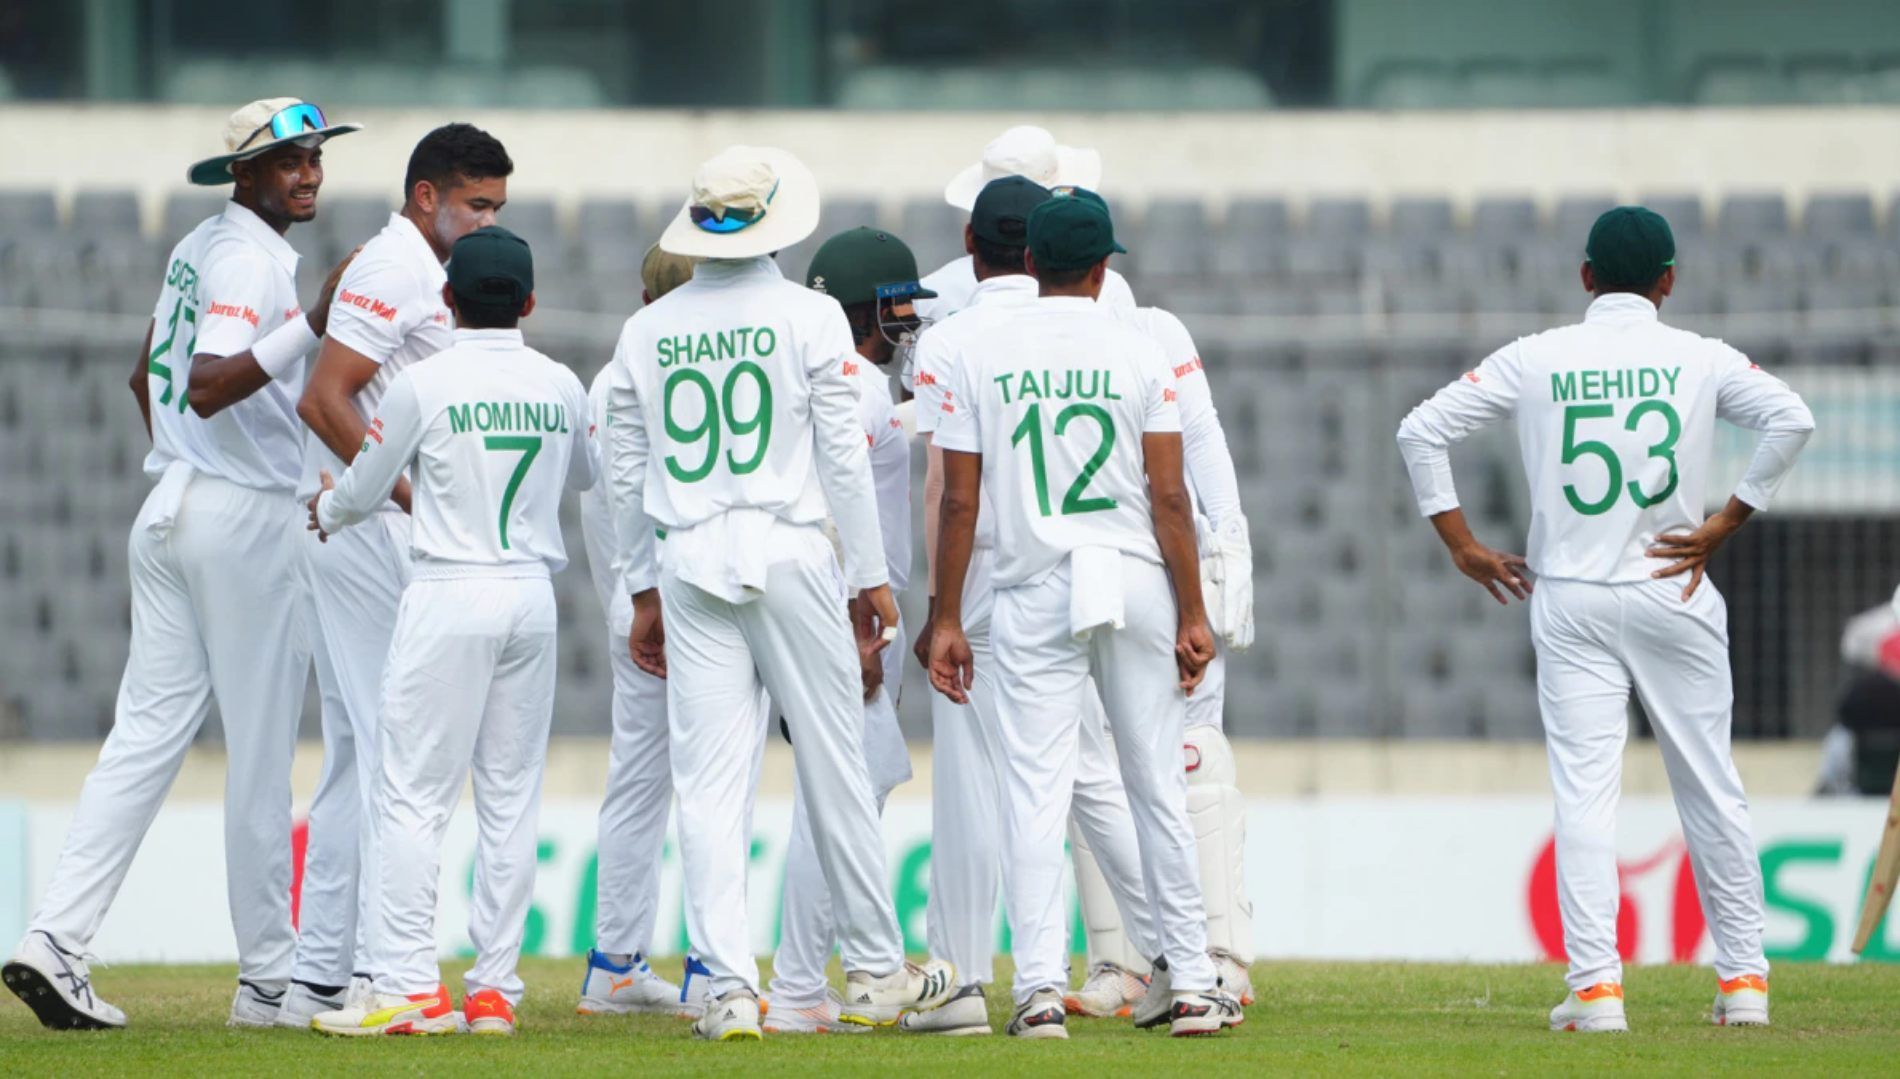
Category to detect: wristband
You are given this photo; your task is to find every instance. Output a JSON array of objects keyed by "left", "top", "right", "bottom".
[{"left": 252, "top": 315, "right": 320, "bottom": 381}]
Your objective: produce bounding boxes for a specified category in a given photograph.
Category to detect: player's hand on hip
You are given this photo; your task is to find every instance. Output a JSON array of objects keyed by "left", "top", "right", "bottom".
[
  {"left": 308, "top": 245, "right": 362, "bottom": 337},
  {"left": 860, "top": 584, "right": 900, "bottom": 655},
  {"left": 927, "top": 622, "right": 974, "bottom": 705},
  {"left": 305, "top": 468, "right": 335, "bottom": 542},
  {"left": 1449, "top": 540, "right": 1533, "bottom": 605},
  {"left": 629, "top": 588, "right": 667, "bottom": 678},
  {"left": 1175, "top": 618, "right": 1217, "bottom": 695},
  {"left": 1648, "top": 511, "right": 1743, "bottom": 601}
]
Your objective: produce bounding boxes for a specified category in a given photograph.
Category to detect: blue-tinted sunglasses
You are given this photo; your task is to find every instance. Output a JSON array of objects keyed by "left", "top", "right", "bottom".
[
  {"left": 239, "top": 103, "right": 330, "bottom": 152},
  {"left": 689, "top": 179, "right": 779, "bottom": 234}
]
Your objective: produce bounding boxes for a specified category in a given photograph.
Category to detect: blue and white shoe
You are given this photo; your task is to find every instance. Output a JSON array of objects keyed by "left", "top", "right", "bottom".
[
  {"left": 576, "top": 949, "right": 695, "bottom": 1017},
  {"left": 3, "top": 930, "right": 126, "bottom": 1030},
  {"left": 678, "top": 954, "right": 714, "bottom": 1017}
]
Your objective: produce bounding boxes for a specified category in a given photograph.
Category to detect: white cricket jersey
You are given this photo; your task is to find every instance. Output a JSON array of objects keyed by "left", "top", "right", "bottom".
[
  {"left": 934, "top": 295, "right": 1181, "bottom": 589},
  {"left": 848, "top": 356, "right": 911, "bottom": 592},
  {"left": 300, "top": 211, "right": 454, "bottom": 499},
  {"left": 911, "top": 273, "right": 1041, "bottom": 549},
  {"left": 1396, "top": 293, "right": 1815, "bottom": 584},
  {"left": 916, "top": 255, "right": 1135, "bottom": 325},
  {"left": 1111, "top": 305, "right": 1243, "bottom": 531},
  {"left": 143, "top": 201, "right": 309, "bottom": 492},
  {"left": 605, "top": 256, "right": 888, "bottom": 595},
  {"left": 318, "top": 328, "right": 598, "bottom": 578}
]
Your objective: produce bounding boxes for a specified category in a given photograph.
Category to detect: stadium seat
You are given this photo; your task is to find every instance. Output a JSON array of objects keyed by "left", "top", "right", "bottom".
[
  {"left": 1305, "top": 197, "right": 1372, "bottom": 238},
  {"left": 1471, "top": 196, "right": 1539, "bottom": 238},
  {"left": 161, "top": 191, "right": 229, "bottom": 238},
  {"left": 576, "top": 198, "right": 648, "bottom": 271},
  {"left": 1388, "top": 197, "right": 1456, "bottom": 237},
  {"left": 1804, "top": 192, "right": 1876, "bottom": 239},
  {"left": 69, "top": 190, "right": 142, "bottom": 237},
  {"left": 0, "top": 189, "right": 58, "bottom": 236},
  {"left": 1634, "top": 193, "right": 1705, "bottom": 238},
  {"left": 1135, "top": 199, "right": 1212, "bottom": 280},
  {"left": 1717, "top": 193, "right": 1790, "bottom": 238},
  {"left": 502, "top": 198, "right": 563, "bottom": 267},
  {"left": 1550, "top": 194, "right": 1618, "bottom": 242},
  {"left": 319, "top": 194, "right": 395, "bottom": 252}
]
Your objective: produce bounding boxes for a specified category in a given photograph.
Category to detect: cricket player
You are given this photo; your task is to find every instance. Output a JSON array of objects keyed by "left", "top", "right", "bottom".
[
  {"left": 309, "top": 226, "right": 595, "bottom": 1038},
  {"left": 284, "top": 123, "right": 513, "bottom": 1026},
  {"left": 2, "top": 98, "right": 358, "bottom": 1031},
  {"left": 904, "top": 177, "right": 1164, "bottom": 1037},
  {"left": 607, "top": 146, "right": 953, "bottom": 1040},
  {"left": 765, "top": 227, "right": 927, "bottom": 1034},
  {"left": 919, "top": 125, "right": 1135, "bottom": 330},
  {"left": 928, "top": 193, "right": 1242, "bottom": 1038},
  {"left": 1395, "top": 207, "right": 1815, "bottom": 1033},
  {"left": 575, "top": 243, "right": 712, "bottom": 1017}
]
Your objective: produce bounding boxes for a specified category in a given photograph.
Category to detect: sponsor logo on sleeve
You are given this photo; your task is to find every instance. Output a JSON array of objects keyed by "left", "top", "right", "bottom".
[
  {"left": 206, "top": 301, "right": 260, "bottom": 327},
  {"left": 338, "top": 289, "right": 398, "bottom": 322},
  {"left": 366, "top": 417, "right": 384, "bottom": 445},
  {"left": 1172, "top": 356, "right": 1204, "bottom": 378},
  {"left": 1163, "top": 388, "right": 1178, "bottom": 402},
  {"left": 843, "top": 360, "right": 860, "bottom": 376},
  {"left": 915, "top": 371, "right": 938, "bottom": 386},
  {"left": 1464, "top": 371, "right": 1481, "bottom": 383}
]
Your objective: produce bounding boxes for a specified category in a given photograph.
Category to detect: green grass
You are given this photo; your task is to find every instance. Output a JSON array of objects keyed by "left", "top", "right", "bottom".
[{"left": 2, "top": 958, "right": 1898, "bottom": 1076}]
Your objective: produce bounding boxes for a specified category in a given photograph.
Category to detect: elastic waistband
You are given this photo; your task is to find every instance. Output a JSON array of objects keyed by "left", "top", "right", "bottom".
[{"left": 409, "top": 560, "right": 550, "bottom": 582}]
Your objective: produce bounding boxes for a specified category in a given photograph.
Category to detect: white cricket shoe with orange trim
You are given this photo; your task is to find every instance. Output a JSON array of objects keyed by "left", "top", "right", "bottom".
[
  {"left": 761, "top": 988, "right": 870, "bottom": 1035},
  {"left": 1549, "top": 982, "right": 1628, "bottom": 1033},
  {"left": 1064, "top": 962, "right": 1148, "bottom": 1018},
  {"left": 1712, "top": 974, "right": 1769, "bottom": 1027},
  {"left": 311, "top": 983, "right": 461, "bottom": 1036}
]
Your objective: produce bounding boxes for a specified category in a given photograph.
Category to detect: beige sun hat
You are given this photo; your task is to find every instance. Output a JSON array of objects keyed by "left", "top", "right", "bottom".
[
  {"left": 640, "top": 243, "right": 700, "bottom": 300},
  {"left": 943, "top": 125, "right": 1103, "bottom": 213},
  {"left": 658, "top": 146, "right": 821, "bottom": 260},
  {"left": 186, "top": 97, "right": 362, "bottom": 186}
]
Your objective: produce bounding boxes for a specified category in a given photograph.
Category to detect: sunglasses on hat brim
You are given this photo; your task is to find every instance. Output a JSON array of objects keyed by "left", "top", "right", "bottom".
[
  {"left": 689, "top": 179, "right": 780, "bottom": 234},
  {"left": 237, "top": 103, "right": 332, "bottom": 154}
]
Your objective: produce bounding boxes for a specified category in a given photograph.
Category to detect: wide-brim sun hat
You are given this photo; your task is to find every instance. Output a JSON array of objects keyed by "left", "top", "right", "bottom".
[
  {"left": 943, "top": 125, "right": 1103, "bottom": 213},
  {"left": 186, "top": 97, "right": 362, "bottom": 186},
  {"left": 659, "top": 146, "right": 821, "bottom": 260}
]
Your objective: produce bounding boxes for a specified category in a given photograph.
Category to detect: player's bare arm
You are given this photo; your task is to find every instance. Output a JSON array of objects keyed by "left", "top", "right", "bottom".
[
  {"left": 927, "top": 448, "right": 981, "bottom": 704},
  {"left": 1428, "top": 506, "right": 1532, "bottom": 605},
  {"left": 1648, "top": 497, "right": 1754, "bottom": 601},
  {"left": 1143, "top": 430, "right": 1216, "bottom": 692},
  {"left": 129, "top": 319, "right": 154, "bottom": 439},
  {"left": 187, "top": 245, "right": 357, "bottom": 418},
  {"left": 298, "top": 329, "right": 416, "bottom": 514}
]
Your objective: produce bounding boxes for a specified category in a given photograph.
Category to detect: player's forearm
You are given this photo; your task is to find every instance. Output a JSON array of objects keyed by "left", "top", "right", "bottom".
[
  {"left": 1153, "top": 486, "right": 1207, "bottom": 623},
  {"left": 297, "top": 383, "right": 372, "bottom": 464},
  {"left": 130, "top": 321, "right": 154, "bottom": 439},
  {"left": 922, "top": 436, "right": 943, "bottom": 593},
  {"left": 187, "top": 315, "right": 319, "bottom": 418},
  {"left": 1427, "top": 506, "right": 1483, "bottom": 556},
  {"left": 933, "top": 493, "right": 977, "bottom": 630}
]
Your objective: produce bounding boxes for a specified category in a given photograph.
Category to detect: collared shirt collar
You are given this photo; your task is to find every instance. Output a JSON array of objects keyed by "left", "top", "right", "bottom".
[
  {"left": 1584, "top": 292, "right": 1660, "bottom": 324},
  {"left": 389, "top": 211, "right": 445, "bottom": 267},
  {"left": 693, "top": 256, "right": 783, "bottom": 284},
  {"left": 454, "top": 327, "right": 524, "bottom": 348},
  {"left": 221, "top": 201, "right": 299, "bottom": 276},
  {"left": 1037, "top": 294, "right": 1099, "bottom": 311},
  {"left": 968, "top": 274, "right": 1038, "bottom": 306}
]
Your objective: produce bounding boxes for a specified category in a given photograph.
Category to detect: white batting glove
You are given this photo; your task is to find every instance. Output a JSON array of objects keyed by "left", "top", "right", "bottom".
[{"left": 1201, "top": 515, "right": 1254, "bottom": 651}]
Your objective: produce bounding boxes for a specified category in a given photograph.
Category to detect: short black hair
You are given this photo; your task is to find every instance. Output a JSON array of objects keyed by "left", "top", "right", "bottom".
[
  {"left": 973, "top": 234, "right": 1028, "bottom": 275},
  {"left": 1035, "top": 264, "right": 1094, "bottom": 288},
  {"left": 453, "top": 293, "right": 526, "bottom": 329},
  {"left": 403, "top": 123, "right": 513, "bottom": 203}
]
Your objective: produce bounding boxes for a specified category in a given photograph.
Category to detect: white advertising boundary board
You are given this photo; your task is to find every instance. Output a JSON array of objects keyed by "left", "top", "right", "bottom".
[{"left": 12, "top": 797, "right": 1900, "bottom": 967}]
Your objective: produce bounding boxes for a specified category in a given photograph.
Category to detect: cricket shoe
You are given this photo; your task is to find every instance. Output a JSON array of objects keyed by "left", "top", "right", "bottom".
[
  {"left": 678, "top": 953, "right": 714, "bottom": 1016},
  {"left": 898, "top": 982, "right": 992, "bottom": 1035},
  {"left": 693, "top": 989, "right": 763, "bottom": 1041},
  {"left": 1712, "top": 974, "right": 1769, "bottom": 1027},
  {"left": 274, "top": 981, "right": 347, "bottom": 1029},
  {"left": 464, "top": 988, "right": 517, "bottom": 1035},
  {"left": 1005, "top": 988, "right": 1068, "bottom": 1040},
  {"left": 576, "top": 950, "right": 692, "bottom": 1017},
  {"left": 2, "top": 930, "right": 125, "bottom": 1030},
  {"left": 1548, "top": 982, "right": 1628, "bottom": 1033},
  {"left": 1131, "top": 958, "right": 1174, "bottom": 1029},
  {"left": 1064, "top": 962, "right": 1148, "bottom": 1017},
  {"left": 1168, "top": 990, "right": 1244, "bottom": 1037},
  {"left": 312, "top": 983, "right": 461, "bottom": 1036},
  {"left": 761, "top": 988, "right": 870, "bottom": 1035},
  {"left": 838, "top": 958, "right": 956, "bottom": 1026},
  {"left": 1213, "top": 949, "right": 1255, "bottom": 1007},
  {"left": 227, "top": 980, "right": 285, "bottom": 1028}
]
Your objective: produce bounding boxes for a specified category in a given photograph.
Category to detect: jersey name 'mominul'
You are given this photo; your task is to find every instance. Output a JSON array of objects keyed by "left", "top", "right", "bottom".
[
  {"left": 656, "top": 326, "right": 777, "bottom": 367},
  {"left": 447, "top": 400, "right": 571, "bottom": 435}
]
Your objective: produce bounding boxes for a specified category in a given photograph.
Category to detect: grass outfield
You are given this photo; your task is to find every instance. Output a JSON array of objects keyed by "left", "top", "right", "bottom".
[{"left": 2, "top": 958, "right": 1898, "bottom": 1076}]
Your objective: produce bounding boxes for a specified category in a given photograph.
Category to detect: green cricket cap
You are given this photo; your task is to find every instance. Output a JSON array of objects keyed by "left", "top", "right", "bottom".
[
  {"left": 1027, "top": 187, "right": 1126, "bottom": 273},
  {"left": 805, "top": 227, "right": 937, "bottom": 307},
  {"left": 447, "top": 225, "right": 534, "bottom": 315},
  {"left": 971, "top": 175, "right": 1052, "bottom": 246},
  {"left": 1585, "top": 206, "right": 1676, "bottom": 289}
]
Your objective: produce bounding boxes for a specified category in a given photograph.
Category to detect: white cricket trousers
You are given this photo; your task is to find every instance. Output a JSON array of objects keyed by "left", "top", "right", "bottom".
[
  {"left": 993, "top": 554, "right": 1215, "bottom": 1005},
  {"left": 371, "top": 574, "right": 556, "bottom": 1005},
  {"left": 771, "top": 616, "right": 913, "bottom": 1008},
  {"left": 294, "top": 511, "right": 408, "bottom": 988},
  {"left": 1531, "top": 576, "right": 1768, "bottom": 990},
  {"left": 661, "top": 526, "right": 903, "bottom": 997},
  {"left": 591, "top": 622, "right": 672, "bottom": 958},
  {"left": 30, "top": 471, "right": 307, "bottom": 986}
]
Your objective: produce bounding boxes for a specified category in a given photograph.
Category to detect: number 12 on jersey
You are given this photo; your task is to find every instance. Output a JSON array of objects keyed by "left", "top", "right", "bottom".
[{"left": 1010, "top": 401, "right": 1119, "bottom": 517}]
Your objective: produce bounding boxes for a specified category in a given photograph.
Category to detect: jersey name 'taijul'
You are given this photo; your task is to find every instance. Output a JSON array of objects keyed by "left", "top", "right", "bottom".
[
  {"left": 934, "top": 295, "right": 1180, "bottom": 589},
  {"left": 318, "top": 328, "right": 597, "bottom": 576},
  {"left": 145, "top": 201, "right": 307, "bottom": 492},
  {"left": 1396, "top": 293, "right": 1815, "bottom": 583}
]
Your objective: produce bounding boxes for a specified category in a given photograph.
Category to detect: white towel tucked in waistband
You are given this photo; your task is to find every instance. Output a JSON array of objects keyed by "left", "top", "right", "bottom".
[
  {"left": 670, "top": 507, "right": 775, "bottom": 605},
  {"left": 1069, "top": 546, "right": 1125, "bottom": 640},
  {"left": 138, "top": 461, "right": 195, "bottom": 540}
]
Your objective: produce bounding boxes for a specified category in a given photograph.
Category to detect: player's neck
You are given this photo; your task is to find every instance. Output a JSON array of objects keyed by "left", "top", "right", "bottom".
[
  {"left": 1039, "top": 282, "right": 1099, "bottom": 300},
  {"left": 234, "top": 194, "right": 291, "bottom": 236},
  {"left": 401, "top": 204, "right": 449, "bottom": 262}
]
